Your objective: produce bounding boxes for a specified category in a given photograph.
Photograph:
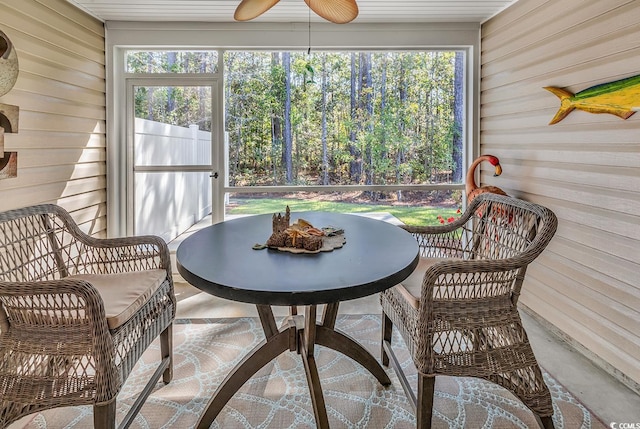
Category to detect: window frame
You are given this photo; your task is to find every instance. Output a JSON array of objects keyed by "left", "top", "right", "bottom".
[{"left": 106, "top": 22, "right": 480, "bottom": 236}]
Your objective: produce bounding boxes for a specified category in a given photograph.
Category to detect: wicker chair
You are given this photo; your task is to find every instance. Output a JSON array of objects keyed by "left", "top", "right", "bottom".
[
  {"left": 380, "top": 193, "right": 558, "bottom": 429},
  {"left": 0, "top": 204, "right": 176, "bottom": 428}
]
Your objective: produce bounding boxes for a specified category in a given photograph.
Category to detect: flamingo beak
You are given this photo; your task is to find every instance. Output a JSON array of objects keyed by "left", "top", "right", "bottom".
[{"left": 494, "top": 164, "right": 502, "bottom": 177}]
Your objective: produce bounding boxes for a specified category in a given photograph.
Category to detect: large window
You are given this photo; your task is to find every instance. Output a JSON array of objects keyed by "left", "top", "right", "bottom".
[
  {"left": 107, "top": 25, "right": 479, "bottom": 237},
  {"left": 121, "top": 47, "right": 467, "bottom": 235},
  {"left": 225, "top": 51, "right": 465, "bottom": 188}
]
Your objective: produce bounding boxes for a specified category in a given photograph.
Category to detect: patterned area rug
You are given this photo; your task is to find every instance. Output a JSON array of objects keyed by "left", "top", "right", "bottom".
[{"left": 18, "top": 316, "right": 606, "bottom": 428}]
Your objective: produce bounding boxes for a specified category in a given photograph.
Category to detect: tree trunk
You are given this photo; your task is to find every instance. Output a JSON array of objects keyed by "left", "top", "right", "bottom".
[
  {"left": 197, "top": 53, "right": 209, "bottom": 130},
  {"left": 348, "top": 53, "right": 361, "bottom": 184},
  {"left": 380, "top": 54, "right": 388, "bottom": 185},
  {"left": 146, "top": 52, "right": 155, "bottom": 120},
  {"left": 166, "top": 52, "right": 176, "bottom": 114},
  {"left": 452, "top": 51, "right": 464, "bottom": 183},
  {"left": 271, "top": 53, "right": 283, "bottom": 185},
  {"left": 396, "top": 56, "right": 408, "bottom": 201},
  {"left": 321, "top": 54, "right": 329, "bottom": 185},
  {"left": 424, "top": 53, "right": 438, "bottom": 182},
  {"left": 283, "top": 52, "right": 293, "bottom": 184},
  {"left": 360, "top": 53, "right": 374, "bottom": 191}
]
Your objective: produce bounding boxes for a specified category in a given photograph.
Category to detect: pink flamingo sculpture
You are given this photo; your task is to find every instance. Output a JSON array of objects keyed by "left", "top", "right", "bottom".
[{"left": 466, "top": 154, "right": 508, "bottom": 203}]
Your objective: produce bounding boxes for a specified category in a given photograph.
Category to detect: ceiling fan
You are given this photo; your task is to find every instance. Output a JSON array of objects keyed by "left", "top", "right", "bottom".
[{"left": 234, "top": 0, "right": 359, "bottom": 24}]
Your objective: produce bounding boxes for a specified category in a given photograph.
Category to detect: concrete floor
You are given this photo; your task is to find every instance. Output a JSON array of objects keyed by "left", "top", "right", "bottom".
[{"left": 173, "top": 280, "right": 640, "bottom": 425}]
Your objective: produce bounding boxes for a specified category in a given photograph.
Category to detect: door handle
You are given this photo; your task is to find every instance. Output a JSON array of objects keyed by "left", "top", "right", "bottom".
[{"left": 210, "top": 172, "right": 219, "bottom": 179}]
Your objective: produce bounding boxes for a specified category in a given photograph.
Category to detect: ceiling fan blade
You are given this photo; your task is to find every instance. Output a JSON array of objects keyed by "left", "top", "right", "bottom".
[
  {"left": 234, "top": 0, "right": 281, "bottom": 21},
  {"left": 304, "top": 0, "right": 359, "bottom": 24}
]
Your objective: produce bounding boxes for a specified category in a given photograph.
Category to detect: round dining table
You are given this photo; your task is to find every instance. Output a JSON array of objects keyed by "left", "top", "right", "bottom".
[{"left": 176, "top": 211, "right": 419, "bottom": 429}]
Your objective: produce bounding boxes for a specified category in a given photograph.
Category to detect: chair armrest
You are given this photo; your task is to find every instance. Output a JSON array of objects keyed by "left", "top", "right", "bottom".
[
  {"left": 400, "top": 223, "right": 466, "bottom": 259},
  {"left": 421, "top": 256, "right": 525, "bottom": 280},
  {"left": 0, "top": 278, "right": 111, "bottom": 332}
]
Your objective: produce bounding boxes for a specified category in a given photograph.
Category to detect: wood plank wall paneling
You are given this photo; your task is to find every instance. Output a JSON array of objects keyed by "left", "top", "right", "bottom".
[
  {"left": 0, "top": 0, "right": 106, "bottom": 236},
  {"left": 481, "top": 0, "right": 640, "bottom": 391}
]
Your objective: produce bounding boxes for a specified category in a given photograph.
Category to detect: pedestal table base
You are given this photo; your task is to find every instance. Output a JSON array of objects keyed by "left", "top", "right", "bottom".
[{"left": 196, "top": 302, "right": 391, "bottom": 429}]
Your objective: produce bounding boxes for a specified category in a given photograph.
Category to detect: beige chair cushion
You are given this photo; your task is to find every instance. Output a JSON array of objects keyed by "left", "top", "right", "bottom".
[
  {"left": 394, "top": 258, "right": 449, "bottom": 310},
  {"left": 68, "top": 269, "right": 167, "bottom": 330}
]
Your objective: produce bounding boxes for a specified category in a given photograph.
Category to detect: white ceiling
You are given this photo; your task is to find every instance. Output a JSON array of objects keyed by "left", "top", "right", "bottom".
[{"left": 65, "top": 0, "right": 516, "bottom": 23}]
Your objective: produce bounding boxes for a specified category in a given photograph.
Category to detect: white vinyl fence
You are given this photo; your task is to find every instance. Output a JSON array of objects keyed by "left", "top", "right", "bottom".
[{"left": 134, "top": 118, "right": 212, "bottom": 243}]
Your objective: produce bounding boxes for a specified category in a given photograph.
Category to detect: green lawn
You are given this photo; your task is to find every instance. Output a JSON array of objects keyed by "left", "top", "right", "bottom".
[{"left": 226, "top": 197, "right": 460, "bottom": 226}]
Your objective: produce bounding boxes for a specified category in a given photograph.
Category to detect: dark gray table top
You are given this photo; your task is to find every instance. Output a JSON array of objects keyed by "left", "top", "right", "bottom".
[{"left": 176, "top": 212, "right": 419, "bottom": 306}]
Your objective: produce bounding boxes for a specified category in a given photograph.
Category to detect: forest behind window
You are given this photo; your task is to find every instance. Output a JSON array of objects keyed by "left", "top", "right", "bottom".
[
  {"left": 127, "top": 50, "right": 465, "bottom": 191},
  {"left": 226, "top": 51, "right": 465, "bottom": 189}
]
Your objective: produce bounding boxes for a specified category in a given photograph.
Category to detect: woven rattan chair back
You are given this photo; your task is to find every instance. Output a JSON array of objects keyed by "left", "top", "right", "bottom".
[
  {"left": 380, "top": 193, "right": 558, "bottom": 429},
  {"left": 0, "top": 204, "right": 175, "bottom": 429}
]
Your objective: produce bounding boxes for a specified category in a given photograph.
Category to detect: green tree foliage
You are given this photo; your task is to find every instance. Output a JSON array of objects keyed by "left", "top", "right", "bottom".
[
  {"left": 129, "top": 51, "right": 217, "bottom": 131},
  {"left": 128, "top": 50, "right": 464, "bottom": 189},
  {"left": 226, "top": 51, "right": 463, "bottom": 187}
]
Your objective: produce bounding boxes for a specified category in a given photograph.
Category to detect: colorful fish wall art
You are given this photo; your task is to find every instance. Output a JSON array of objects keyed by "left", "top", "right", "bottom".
[{"left": 544, "top": 73, "right": 640, "bottom": 124}]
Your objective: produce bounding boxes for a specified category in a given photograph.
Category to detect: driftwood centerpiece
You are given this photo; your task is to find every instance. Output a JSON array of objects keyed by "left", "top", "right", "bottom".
[{"left": 263, "top": 206, "right": 345, "bottom": 253}]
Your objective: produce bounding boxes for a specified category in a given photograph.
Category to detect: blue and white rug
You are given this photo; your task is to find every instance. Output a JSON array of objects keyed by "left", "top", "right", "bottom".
[{"left": 19, "top": 316, "right": 606, "bottom": 428}]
